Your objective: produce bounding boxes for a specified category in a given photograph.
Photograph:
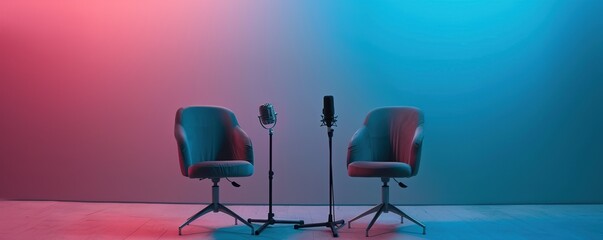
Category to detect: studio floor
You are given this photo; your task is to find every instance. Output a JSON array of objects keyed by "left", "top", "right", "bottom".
[{"left": 1, "top": 200, "right": 602, "bottom": 239}]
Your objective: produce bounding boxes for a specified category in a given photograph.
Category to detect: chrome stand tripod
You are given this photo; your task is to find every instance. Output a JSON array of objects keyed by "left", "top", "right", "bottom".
[
  {"left": 248, "top": 114, "right": 304, "bottom": 235},
  {"left": 294, "top": 107, "right": 345, "bottom": 237}
]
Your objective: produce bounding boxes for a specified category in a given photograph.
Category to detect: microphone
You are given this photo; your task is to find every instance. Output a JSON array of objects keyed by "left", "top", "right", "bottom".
[
  {"left": 259, "top": 103, "right": 277, "bottom": 126},
  {"left": 322, "top": 96, "right": 336, "bottom": 128}
]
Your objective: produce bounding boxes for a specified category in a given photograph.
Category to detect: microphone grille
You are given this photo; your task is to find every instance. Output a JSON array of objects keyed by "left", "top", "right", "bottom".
[{"left": 259, "top": 103, "right": 276, "bottom": 125}]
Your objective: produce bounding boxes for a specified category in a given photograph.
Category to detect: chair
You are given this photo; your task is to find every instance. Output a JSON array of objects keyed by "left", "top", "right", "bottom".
[
  {"left": 347, "top": 107, "right": 426, "bottom": 237},
  {"left": 174, "top": 106, "right": 254, "bottom": 235}
]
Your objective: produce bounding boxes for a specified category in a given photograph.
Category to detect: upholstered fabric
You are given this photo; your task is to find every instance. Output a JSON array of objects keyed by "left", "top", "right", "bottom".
[
  {"left": 175, "top": 106, "right": 254, "bottom": 178},
  {"left": 348, "top": 161, "right": 412, "bottom": 178},
  {"left": 347, "top": 107, "right": 424, "bottom": 177},
  {"left": 188, "top": 160, "right": 254, "bottom": 178}
]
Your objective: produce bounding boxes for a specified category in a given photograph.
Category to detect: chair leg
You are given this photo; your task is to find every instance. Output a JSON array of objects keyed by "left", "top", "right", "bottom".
[
  {"left": 348, "top": 204, "right": 383, "bottom": 229},
  {"left": 217, "top": 203, "right": 255, "bottom": 235},
  {"left": 178, "top": 204, "right": 214, "bottom": 235},
  {"left": 388, "top": 204, "right": 426, "bottom": 235},
  {"left": 365, "top": 204, "right": 385, "bottom": 237}
]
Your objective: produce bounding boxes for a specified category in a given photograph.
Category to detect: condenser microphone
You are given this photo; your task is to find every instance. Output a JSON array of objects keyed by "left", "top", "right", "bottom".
[
  {"left": 322, "top": 96, "right": 335, "bottom": 128},
  {"left": 259, "top": 103, "right": 276, "bottom": 125}
]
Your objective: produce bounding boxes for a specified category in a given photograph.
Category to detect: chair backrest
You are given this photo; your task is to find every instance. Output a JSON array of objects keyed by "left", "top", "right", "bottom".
[
  {"left": 174, "top": 106, "right": 253, "bottom": 177},
  {"left": 347, "top": 107, "right": 424, "bottom": 176}
]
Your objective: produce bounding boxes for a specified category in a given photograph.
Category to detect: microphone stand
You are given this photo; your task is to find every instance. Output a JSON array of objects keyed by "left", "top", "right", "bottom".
[
  {"left": 248, "top": 116, "right": 304, "bottom": 235},
  {"left": 294, "top": 118, "right": 345, "bottom": 237}
]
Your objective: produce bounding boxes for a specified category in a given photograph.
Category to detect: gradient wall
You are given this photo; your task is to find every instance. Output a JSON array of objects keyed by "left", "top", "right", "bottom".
[{"left": 1, "top": 0, "right": 602, "bottom": 205}]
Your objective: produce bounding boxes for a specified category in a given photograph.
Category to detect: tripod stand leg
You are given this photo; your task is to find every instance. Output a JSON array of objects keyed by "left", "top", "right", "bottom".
[
  {"left": 248, "top": 218, "right": 269, "bottom": 223},
  {"left": 330, "top": 225, "right": 339, "bottom": 237},
  {"left": 330, "top": 219, "right": 345, "bottom": 237},
  {"left": 274, "top": 219, "right": 304, "bottom": 224},
  {"left": 255, "top": 221, "right": 272, "bottom": 235},
  {"left": 294, "top": 222, "right": 328, "bottom": 229},
  {"left": 294, "top": 221, "right": 343, "bottom": 238},
  {"left": 250, "top": 215, "right": 303, "bottom": 235}
]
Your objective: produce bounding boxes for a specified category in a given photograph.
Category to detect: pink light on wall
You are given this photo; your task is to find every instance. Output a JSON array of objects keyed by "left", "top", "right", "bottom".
[{"left": 0, "top": 1, "right": 276, "bottom": 202}]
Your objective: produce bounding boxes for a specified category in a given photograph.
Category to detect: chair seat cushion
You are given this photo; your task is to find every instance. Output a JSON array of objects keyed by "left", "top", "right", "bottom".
[
  {"left": 188, "top": 160, "right": 253, "bottom": 178},
  {"left": 348, "top": 161, "right": 412, "bottom": 178}
]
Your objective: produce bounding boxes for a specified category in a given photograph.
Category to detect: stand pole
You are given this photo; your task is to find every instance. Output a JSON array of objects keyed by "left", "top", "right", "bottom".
[
  {"left": 269, "top": 128, "right": 273, "bottom": 218},
  {"left": 248, "top": 127, "right": 304, "bottom": 235},
  {"left": 294, "top": 127, "right": 345, "bottom": 237}
]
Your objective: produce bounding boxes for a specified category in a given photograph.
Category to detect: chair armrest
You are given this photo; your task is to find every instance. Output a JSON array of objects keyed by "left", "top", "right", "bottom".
[
  {"left": 413, "top": 126, "right": 424, "bottom": 147},
  {"left": 411, "top": 126, "right": 424, "bottom": 176},
  {"left": 232, "top": 127, "right": 254, "bottom": 165},
  {"left": 347, "top": 127, "right": 371, "bottom": 166},
  {"left": 174, "top": 124, "right": 190, "bottom": 177}
]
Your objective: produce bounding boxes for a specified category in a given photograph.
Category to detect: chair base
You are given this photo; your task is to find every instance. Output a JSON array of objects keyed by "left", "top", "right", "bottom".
[
  {"left": 348, "top": 203, "right": 426, "bottom": 237},
  {"left": 178, "top": 179, "right": 254, "bottom": 235},
  {"left": 348, "top": 178, "right": 426, "bottom": 237}
]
